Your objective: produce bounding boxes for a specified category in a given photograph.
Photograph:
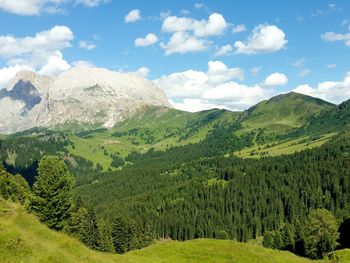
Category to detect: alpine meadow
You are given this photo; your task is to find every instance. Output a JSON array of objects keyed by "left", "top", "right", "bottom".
[{"left": 1, "top": 1, "right": 350, "bottom": 263}]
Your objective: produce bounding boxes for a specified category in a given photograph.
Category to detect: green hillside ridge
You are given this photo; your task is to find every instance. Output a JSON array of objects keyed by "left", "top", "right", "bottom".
[
  {"left": 240, "top": 92, "right": 335, "bottom": 133},
  {"left": 2, "top": 198, "right": 348, "bottom": 263},
  {"left": 65, "top": 106, "right": 239, "bottom": 169}
]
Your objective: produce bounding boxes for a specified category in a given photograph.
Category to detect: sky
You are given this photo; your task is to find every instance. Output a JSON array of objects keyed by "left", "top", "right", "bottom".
[{"left": 0, "top": 0, "right": 350, "bottom": 112}]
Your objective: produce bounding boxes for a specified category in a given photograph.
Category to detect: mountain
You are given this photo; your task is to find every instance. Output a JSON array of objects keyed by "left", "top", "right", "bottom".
[
  {"left": 0, "top": 66, "right": 171, "bottom": 134},
  {"left": 300, "top": 99, "right": 350, "bottom": 133},
  {"left": 3, "top": 198, "right": 344, "bottom": 263},
  {"left": 240, "top": 92, "right": 335, "bottom": 133}
]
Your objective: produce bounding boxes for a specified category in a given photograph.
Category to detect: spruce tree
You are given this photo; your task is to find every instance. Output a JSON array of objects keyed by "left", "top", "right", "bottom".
[
  {"left": 28, "top": 156, "right": 74, "bottom": 230},
  {"left": 98, "top": 219, "right": 115, "bottom": 253}
]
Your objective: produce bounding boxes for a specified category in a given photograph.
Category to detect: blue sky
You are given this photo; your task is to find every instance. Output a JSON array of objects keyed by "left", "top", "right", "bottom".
[{"left": 0, "top": 0, "right": 350, "bottom": 111}]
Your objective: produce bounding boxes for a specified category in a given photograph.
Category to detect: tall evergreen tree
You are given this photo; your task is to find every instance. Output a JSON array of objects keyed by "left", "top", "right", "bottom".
[
  {"left": 28, "top": 156, "right": 74, "bottom": 230},
  {"left": 98, "top": 219, "right": 115, "bottom": 253},
  {"left": 111, "top": 216, "right": 134, "bottom": 254}
]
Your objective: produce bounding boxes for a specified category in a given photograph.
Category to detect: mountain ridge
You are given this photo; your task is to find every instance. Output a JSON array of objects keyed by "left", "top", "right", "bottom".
[{"left": 0, "top": 66, "right": 171, "bottom": 134}]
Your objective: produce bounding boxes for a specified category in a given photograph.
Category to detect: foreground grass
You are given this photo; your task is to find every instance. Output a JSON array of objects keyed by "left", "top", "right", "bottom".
[{"left": 1, "top": 199, "right": 349, "bottom": 263}]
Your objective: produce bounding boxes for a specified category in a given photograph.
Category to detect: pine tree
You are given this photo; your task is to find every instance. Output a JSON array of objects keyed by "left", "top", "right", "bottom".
[
  {"left": 98, "top": 219, "right": 115, "bottom": 253},
  {"left": 28, "top": 156, "right": 74, "bottom": 230},
  {"left": 112, "top": 216, "right": 131, "bottom": 254}
]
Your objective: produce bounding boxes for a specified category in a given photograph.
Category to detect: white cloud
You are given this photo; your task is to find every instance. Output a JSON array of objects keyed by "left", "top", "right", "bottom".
[
  {"left": 263, "top": 72, "right": 288, "bottom": 87},
  {"left": 0, "top": 25, "right": 73, "bottom": 58},
  {"left": 0, "top": 26, "right": 73, "bottom": 79},
  {"left": 154, "top": 69, "right": 208, "bottom": 98},
  {"left": 125, "top": 9, "right": 141, "bottom": 23},
  {"left": 0, "top": 65, "right": 32, "bottom": 88},
  {"left": 250, "top": 66, "right": 262, "bottom": 76},
  {"left": 234, "top": 24, "right": 287, "bottom": 54},
  {"left": 79, "top": 40, "right": 96, "bottom": 50},
  {"left": 170, "top": 98, "right": 228, "bottom": 112},
  {"left": 293, "top": 72, "right": 350, "bottom": 104},
  {"left": 38, "top": 50, "right": 71, "bottom": 76},
  {"left": 0, "top": 0, "right": 107, "bottom": 15},
  {"left": 202, "top": 82, "right": 274, "bottom": 110},
  {"left": 232, "top": 24, "right": 246, "bottom": 34},
  {"left": 160, "top": 13, "right": 227, "bottom": 55},
  {"left": 76, "top": 0, "right": 109, "bottom": 8},
  {"left": 321, "top": 31, "right": 350, "bottom": 46},
  {"left": 162, "top": 13, "right": 227, "bottom": 37},
  {"left": 160, "top": 31, "right": 210, "bottom": 55},
  {"left": 134, "top": 67, "right": 150, "bottom": 77},
  {"left": 135, "top": 33, "right": 158, "bottom": 47},
  {"left": 0, "top": 0, "right": 65, "bottom": 15},
  {"left": 207, "top": 60, "right": 244, "bottom": 83},
  {"left": 214, "top": 44, "right": 233, "bottom": 57},
  {"left": 154, "top": 60, "right": 244, "bottom": 98},
  {"left": 154, "top": 61, "right": 277, "bottom": 112}
]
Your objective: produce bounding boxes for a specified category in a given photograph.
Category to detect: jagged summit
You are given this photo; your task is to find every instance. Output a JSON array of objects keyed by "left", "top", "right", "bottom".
[{"left": 0, "top": 66, "right": 172, "bottom": 134}]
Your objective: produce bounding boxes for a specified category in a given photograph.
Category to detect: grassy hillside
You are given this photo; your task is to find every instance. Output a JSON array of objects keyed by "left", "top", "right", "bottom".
[
  {"left": 2, "top": 198, "right": 347, "bottom": 263},
  {"left": 234, "top": 133, "right": 337, "bottom": 158},
  {"left": 240, "top": 92, "right": 335, "bottom": 133},
  {"left": 65, "top": 106, "right": 239, "bottom": 169}
]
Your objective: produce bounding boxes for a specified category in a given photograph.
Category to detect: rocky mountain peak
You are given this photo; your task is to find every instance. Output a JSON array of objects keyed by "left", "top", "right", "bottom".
[{"left": 0, "top": 66, "right": 172, "bottom": 134}]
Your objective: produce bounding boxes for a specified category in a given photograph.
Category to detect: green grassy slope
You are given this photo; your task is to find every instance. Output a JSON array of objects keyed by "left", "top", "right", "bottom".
[
  {"left": 65, "top": 106, "right": 239, "bottom": 169},
  {"left": 234, "top": 133, "right": 337, "bottom": 158},
  {"left": 2, "top": 198, "right": 346, "bottom": 263},
  {"left": 240, "top": 92, "right": 335, "bottom": 133}
]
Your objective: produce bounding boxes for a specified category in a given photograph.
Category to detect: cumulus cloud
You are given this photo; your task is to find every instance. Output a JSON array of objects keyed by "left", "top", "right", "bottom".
[
  {"left": 170, "top": 98, "right": 228, "bottom": 112},
  {"left": 263, "top": 72, "right": 288, "bottom": 87},
  {"left": 125, "top": 9, "right": 141, "bottom": 23},
  {"left": 160, "top": 31, "right": 210, "bottom": 55},
  {"left": 0, "top": 0, "right": 108, "bottom": 15},
  {"left": 321, "top": 31, "right": 350, "bottom": 46},
  {"left": 38, "top": 50, "right": 71, "bottom": 75},
  {"left": 160, "top": 13, "right": 227, "bottom": 55},
  {"left": 135, "top": 33, "right": 158, "bottom": 47},
  {"left": 162, "top": 13, "right": 227, "bottom": 37},
  {"left": 0, "top": 0, "right": 65, "bottom": 15},
  {"left": 0, "top": 25, "right": 73, "bottom": 58},
  {"left": 234, "top": 24, "right": 287, "bottom": 54},
  {"left": 293, "top": 72, "right": 350, "bottom": 104},
  {"left": 214, "top": 44, "right": 233, "bottom": 57},
  {"left": 79, "top": 40, "right": 96, "bottom": 50},
  {"left": 232, "top": 24, "right": 246, "bottom": 34},
  {"left": 154, "top": 60, "right": 278, "bottom": 112},
  {"left": 207, "top": 60, "right": 244, "bottom": 83},
  {"left": 0, "top": 25, "right": 74, "bottom": 81}
]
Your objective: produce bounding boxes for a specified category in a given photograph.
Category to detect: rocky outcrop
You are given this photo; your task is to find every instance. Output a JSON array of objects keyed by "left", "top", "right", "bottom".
[{"left": 0, "top": 66, "right": 172, "bottom": 133}]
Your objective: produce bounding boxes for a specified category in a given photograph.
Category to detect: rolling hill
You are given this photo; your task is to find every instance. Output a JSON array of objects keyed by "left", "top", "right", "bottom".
[
  {"left": 2, "top": 198, "right": 349, "bottom": 263},
  {"left": 239, "top": 92, "right": 335, "bottom": 133}
]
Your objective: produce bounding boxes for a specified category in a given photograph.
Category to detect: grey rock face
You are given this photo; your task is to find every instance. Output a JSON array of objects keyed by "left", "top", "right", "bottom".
[{"left": 0, "top": 66, "right": 172, "bottom": 134}]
